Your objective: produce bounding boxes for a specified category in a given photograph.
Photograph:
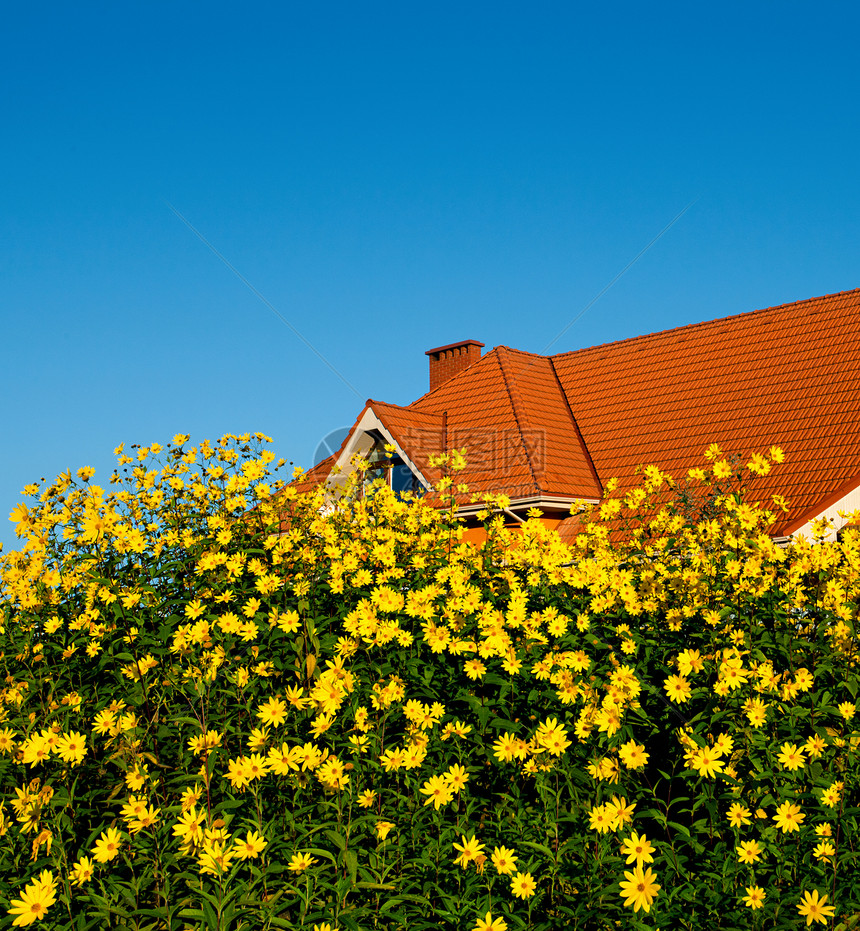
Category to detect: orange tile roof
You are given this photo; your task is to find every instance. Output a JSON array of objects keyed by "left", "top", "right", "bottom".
[
  {"left": 301, "top": 287, "right": 860, "bottom": 534},
  {"left": 291, "top": 454, "right": 339, "bottom": 494},
  {"left": 552, "top": 287, "right": 860, "bottom": 534}
]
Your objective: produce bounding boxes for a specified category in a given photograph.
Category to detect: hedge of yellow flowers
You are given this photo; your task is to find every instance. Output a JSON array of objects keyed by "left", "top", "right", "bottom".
[{"left": 1, "top": 435, "right": 859, "bottom": 930}]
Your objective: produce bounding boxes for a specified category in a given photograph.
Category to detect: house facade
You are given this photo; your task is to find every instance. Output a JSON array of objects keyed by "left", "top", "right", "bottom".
[{"left": 300, "top": 288, "right": 860, "bottom": 542}]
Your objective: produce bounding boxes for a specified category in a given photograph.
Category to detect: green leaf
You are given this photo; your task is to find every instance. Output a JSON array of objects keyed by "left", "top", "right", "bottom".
[{"left": 344, "top": 848, "right": 358, "bottom": 885}]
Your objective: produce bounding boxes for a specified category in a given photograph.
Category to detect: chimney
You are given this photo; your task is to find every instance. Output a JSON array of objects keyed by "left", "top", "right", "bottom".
[{"left": 425, "top": 339, "right": 485, "bottom": 391}]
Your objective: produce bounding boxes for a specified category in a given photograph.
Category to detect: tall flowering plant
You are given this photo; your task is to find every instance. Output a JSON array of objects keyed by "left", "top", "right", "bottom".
[{"left": 0, "top": 435, "right": 858, "bottom": 930}]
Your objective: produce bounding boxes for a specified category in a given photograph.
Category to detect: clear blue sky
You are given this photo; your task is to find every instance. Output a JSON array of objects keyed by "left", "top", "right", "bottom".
[{"left": 3, "top": 1, "right": 859, "bottom": 553}]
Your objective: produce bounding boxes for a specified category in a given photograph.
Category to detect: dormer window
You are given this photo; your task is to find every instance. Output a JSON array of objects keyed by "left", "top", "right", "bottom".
[
  {"left": 389, "top": 455, "right": 424, "bottom": 498},
  {"left": 363, "top": 431, "right": 425, "bottom": 500}
]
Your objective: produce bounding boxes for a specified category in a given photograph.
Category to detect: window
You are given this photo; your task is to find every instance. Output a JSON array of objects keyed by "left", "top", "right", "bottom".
[
  {"left": 362, "top": 433, "right": 424, "bottom": 500},
  {"left": 389, "top": 455, "right": 424, "bottom": 498}
]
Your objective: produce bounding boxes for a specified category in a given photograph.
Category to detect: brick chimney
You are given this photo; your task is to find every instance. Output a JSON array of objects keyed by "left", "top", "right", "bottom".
[{"left": 425, "top": 339, "right": 485, "bottom": 391}]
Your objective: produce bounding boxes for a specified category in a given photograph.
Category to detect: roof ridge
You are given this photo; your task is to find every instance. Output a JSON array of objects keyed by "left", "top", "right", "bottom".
[
  {"left": 547, "top": 355, "right": 603, "bottom": 495},
  {"left": 370, "top": 398, "right": 442, "bottom": 419},
  {"left": 494, "top": 344, "right": 547, "bottom": 360},
  {"left": 496, "top": 346, "right": 543, "bottom": 493},
  {"left": 366, "top": 398, "right": 405, "bottom": 410},
  {"left": 549, "top": 286, "right": 860, "bottom": 360}
]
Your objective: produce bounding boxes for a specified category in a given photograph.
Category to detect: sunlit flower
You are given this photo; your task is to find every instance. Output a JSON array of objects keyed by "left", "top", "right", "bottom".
[
  {"left": 742, "top": 886, "right": 765, "bottom": 910},
  {"left": 71, "top": 857, "right": 94, "bottom": 887},
  {"left": 7, "top": 870, "right": 57, "bottom": 926},
  {"left": 453, "top": 834, "right": 485, "bottom": 869},
  {"left": 287, "top": 852, "right": 318, "bottom": 873},
  {"left": 620, "top": 831, "right": 654, "bottom": 865},
  {"left": 92, "top": 827, "right": 123, "bottom": 863},
  {"left": 472, "top": 912, "right": 508, "bottom": 931},
  {"left": 490, "top": 845, "right": 518, "bottom": 875},
  {"left": 234, "top": 830, "right": 267, "bottom": 859},
  {"left": 375, "top": 820, "right": 394, "bottom": 841},
  {"left": 618, "top": 865, "right": 660, "bottom": 913},
  {"left": 727, "top": 803, "right": 751, "bottom": 828},
  {"left": 797, "top": 889, "right": 836, "bottom": 926},
  {"left": 510, "top": 871, "right": 536, "bottom": 899},
  {"left": 773, "top": 801, "right": 805, "bottom": 833},
  {"left": 736, "top": 840, "right": 762, "bottom": 864}
]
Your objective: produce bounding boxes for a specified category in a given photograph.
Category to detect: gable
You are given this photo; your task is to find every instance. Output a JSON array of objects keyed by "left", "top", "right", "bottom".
[{"left": 410, "top": 345, "right": 602, "bottom": 503}]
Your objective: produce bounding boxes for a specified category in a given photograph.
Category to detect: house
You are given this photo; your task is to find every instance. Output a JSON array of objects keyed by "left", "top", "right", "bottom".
[{"left": 299, "top": 287, "right": 860, "bottom": 542}]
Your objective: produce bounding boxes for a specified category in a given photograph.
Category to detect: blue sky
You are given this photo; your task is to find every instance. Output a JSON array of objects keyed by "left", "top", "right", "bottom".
[{"left": 2, "top": 1, "right": 859, "bottom": 552}]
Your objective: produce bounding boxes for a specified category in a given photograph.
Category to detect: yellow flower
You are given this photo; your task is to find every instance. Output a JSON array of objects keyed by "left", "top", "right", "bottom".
[
  {"left": 71, "top": 857, "right": 94, "bottom": 886},
  {"left": 690, "top": 746, "right": 724, "bottom": 779},
  {"left": 375, "top": 820, "right": 394, "bottom": 841},
  {"left": 490, "top": 845, "right": 518, "bottom": 875},
  {"left": 20, "top": 736, "right": 51, "bottom": 768},
  {"left": 420, "top": 774, "right": 454, "bottom": 809},
  {"left": 125, "top": 764, "right": 147, "bottom": 791},
  {"left": 812, "top": 841, "right": 835, "bottom": 862},
  {"left": 184, "top": 599, "right": 205, "bottom": 620},
  {"left": 773, "top": 800, "right": 805, "bottom": 833},
  {"left": 618, "top": 864, "right": 660, "bottom": 913},
  {"left": 777, "top": 742, "right": 806, "bottom": 771},
  {"left": 619, "top": 740, "right": 649, "bottom": 769},
  {"left": 472, "top": 913, "right": 508, "bottom": 931},
  {"left": 444, "top": 764, "right": 469, "bottom": 793},
  {"left": 173, "top": 807, "right": 205, "bottom": 848},
  {"left": 510, "top": 871, "right": 537, "bottom": 899},
  {"left": 797, "top": 889, "right": 836, "bottom": 926},
  {"left": 7, "top": 870, "right": 57, "bottom": 926},
  {"left": 198, "top": 840, "right": 236, "bottom": 875},
  {"left": 727, "top": 803, "right": 751, "bottom": 828},
  {"left": 288, "top": 852, "right": 318, "bottom": 872},
  {"left": 92, "top": 827, "right": 123, "bottom": 863},
  {"left": 256, "top": 697, "right": 288, "bottom": 727},
  {"left": 588, "top": 803, "right": 616, "bottom": 834},
  {"left": 233, "top": 830, "right": 267, "bottom": 859},
  {"left": 664, "top": 674, "right": 692, "bottom": 703},
  {"left": 55, "top": 731, "right": 87, "bottom": 765},
  {"left": 736, "top": 840, "right": 762, "bottom": 864},
  {"left": 0, "top": 728, "right": 17, "bottom": 754},
  {"left": 227, "top": 757, "right": 252, "bottom": 789},
  {"left": 127, "top": 803, "right": 160, "bottom": 834},
  {"left": 745, "top": 699, "right": 768, "bottom": 727},
  {"left": 536, "top": 717, "right": 571, "bottom": 755},
  {"left": 357, "top": 790, "right": 376, "bottom": 808},
  {"left": 246, "top": 753, "right": 270, "bottom": 781},
  {"left": 607, "top": 796, "right": 635, "bottom": 828},
  {"left": 493, "top": 732, "right": 521, "bottom": 763},
  {"left": 620, "top": 831, "right": 655, "bottom": 865},
  {"left": 453, "top": 834, "right": 485, "bottom": 869},
  {"left": 742, "top": 885, "right": 765, "bottom": 909}
]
